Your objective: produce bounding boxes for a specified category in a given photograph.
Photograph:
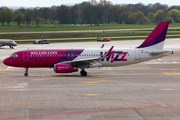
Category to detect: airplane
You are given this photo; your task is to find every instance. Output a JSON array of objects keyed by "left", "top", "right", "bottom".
[
  {"left": 0, "top": 39, "right": 17, "bottom": 49},
  {"left": 3, "top": 21, "right": 173, "bottom": 77}
]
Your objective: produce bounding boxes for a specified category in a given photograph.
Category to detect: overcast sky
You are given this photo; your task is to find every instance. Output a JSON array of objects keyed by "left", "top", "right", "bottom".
[{"left": 1, "top": 0, "right": 180, "bottom": 7}]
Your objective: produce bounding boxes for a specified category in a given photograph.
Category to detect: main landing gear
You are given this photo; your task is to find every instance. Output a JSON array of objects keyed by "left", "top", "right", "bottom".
[
  {"left": 24, "top": 67, "right": 28, "bottom": 76},
  {"left": 9, "top": 45, "right": 14, "bottom": 49},
  {"left": 80, "top": 69, "right": 87, "bottom": 76}
]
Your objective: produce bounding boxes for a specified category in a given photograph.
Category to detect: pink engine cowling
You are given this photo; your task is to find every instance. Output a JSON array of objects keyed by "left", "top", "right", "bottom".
[{"left": 54, "top": 64, "right": 78, "bottom": 73}]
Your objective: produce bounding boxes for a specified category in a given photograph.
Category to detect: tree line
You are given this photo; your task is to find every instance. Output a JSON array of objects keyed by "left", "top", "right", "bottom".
[{"left": 1, "top": 0, "right": 180, "bottom": 26}]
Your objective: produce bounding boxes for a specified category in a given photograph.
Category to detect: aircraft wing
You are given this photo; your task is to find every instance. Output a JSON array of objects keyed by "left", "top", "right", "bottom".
[
  {"left": 61, "top": 46, "right": 114, "bottom": 68},
  {"left": 0, "top": 44, "right": 6, "bottom": 47}
]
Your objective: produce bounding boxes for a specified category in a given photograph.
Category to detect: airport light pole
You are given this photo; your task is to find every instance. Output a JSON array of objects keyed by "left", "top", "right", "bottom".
[
  {"left": 42, "top": 19, "right": 43, "bottom": 40},
  {"left": 103, "top": 17, "right": 105, "bottom": 38}
]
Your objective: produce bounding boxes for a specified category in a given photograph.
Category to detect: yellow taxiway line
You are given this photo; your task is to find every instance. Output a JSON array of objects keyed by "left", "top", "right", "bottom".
[
  {"left": 31, "top": 79, "right": 47, "bottom": 81},
  {"left": 0, "top": 69, "right": 15, "bottom": 71},
  {"left": 163, "top": 72, "right": 180, "bottom": 75}
]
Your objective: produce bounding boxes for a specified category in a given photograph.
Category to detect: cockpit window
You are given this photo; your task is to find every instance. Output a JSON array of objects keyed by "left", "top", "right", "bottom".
[{"left": 10, "top": 54, "right": 18, "bottom": 57}]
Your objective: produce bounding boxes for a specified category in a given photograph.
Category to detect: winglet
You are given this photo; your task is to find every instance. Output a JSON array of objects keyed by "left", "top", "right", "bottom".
[
  {"left": 99, "top": 46, "right": 114, "bottom": 60},
  {"left": 98, "top": 46, "right": 114, "bottom": 60},
  {"left": 106, "top": 46, "right": 114, "bottom": 56},
  {"left": 100, "top": 44, "right": 105, "bottom": 48}
]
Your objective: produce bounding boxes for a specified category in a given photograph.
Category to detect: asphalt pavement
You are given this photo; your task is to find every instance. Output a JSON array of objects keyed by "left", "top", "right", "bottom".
[{"left": 0, "top": 39, "right": 180, "bottom": 120}]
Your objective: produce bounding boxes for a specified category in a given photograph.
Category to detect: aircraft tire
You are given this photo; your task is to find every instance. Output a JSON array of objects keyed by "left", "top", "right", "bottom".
[
  {"left": 24, "top": 73, "right": 28, "bottom": 76},
  {"left": 80, "top": 70, "right": 87, "bottom": 76}
]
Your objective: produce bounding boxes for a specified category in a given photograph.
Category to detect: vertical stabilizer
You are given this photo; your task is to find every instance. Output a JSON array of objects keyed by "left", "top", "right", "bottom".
[{"left": 137, "top": 21, "right": 169, "bottom": 50}]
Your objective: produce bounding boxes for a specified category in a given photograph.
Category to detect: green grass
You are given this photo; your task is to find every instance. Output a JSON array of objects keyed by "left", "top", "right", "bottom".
[
  {"left": 1, "top": 22, "right": 180, "bottom": 32},
  {"left": 1, "top": 22, "right": 180, "bottom": 44}
]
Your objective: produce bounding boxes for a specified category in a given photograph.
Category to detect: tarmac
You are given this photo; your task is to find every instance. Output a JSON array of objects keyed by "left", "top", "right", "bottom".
[{"left": 0, "top": 38, "right": 180, "bottom": 120}]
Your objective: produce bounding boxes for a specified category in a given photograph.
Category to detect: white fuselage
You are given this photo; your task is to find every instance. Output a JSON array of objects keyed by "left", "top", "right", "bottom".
[
  {"left": 0, "top": 39, "right": 17, "bottom": 48},
  {"left": 72, "top": 48, "right": 172, "bottom": 68}
]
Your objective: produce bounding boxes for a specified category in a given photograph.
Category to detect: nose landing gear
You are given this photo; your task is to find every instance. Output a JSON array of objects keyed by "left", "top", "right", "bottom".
[
  {"left": 24, "top": 67, "right": 28, "bottom": 76},
  {"left": 9, "top": 45, "right": 14, "bottom": 49}
]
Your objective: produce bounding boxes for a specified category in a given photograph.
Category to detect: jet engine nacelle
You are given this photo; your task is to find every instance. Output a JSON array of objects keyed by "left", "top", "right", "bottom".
[{"left": 54, "top": 64, "right": 78, "bottom": 73}]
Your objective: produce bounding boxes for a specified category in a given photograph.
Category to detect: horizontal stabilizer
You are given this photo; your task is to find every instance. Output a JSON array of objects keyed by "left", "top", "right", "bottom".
[{"left": 149, "top": 50, "right": 173, "bottom": 56}]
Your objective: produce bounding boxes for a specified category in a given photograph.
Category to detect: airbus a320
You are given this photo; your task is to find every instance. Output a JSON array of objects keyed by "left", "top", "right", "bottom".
[{"left": 3, "top": 21, "right": 173, "bottom": 76}]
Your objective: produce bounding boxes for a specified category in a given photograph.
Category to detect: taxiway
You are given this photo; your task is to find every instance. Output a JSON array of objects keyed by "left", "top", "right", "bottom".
[{"left": 0, "top": 39, "right": 180, "bottom": 120}]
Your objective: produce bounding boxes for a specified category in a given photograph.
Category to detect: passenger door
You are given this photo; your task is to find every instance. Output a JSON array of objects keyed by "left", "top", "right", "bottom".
[{"left": 23, "top": 51, "right": 29, "bottom": 61}]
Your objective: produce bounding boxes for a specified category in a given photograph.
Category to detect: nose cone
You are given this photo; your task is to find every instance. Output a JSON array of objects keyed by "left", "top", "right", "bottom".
[
  {"left": 13, "top": 41, "right": 17, "bottom": 46},
  {"left": 3, "top": 58, "right": 10, "bottom": 66}
]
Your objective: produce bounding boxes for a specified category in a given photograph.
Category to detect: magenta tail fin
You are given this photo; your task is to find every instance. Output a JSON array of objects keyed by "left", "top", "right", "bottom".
[{"left": 137, "top": 21, "right": 169, "bottom": 49}]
